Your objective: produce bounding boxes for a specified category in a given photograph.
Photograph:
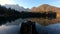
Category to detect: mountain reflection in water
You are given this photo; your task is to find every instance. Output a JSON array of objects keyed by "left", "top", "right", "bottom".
[
  {"left": 20, "top": 18, "right": 60, "bottom": 34},
  {"left": 27, "top": 18, "right": 60, "bottom": 26},
  {"left": 0, "top": 25, "right": 20, "bottom": 34},
  {"left": 0, "top": 18, "right": 60, "bottom": 34},
  {"left": 36, "top": 23, "right": 60, "bottom": 34}
]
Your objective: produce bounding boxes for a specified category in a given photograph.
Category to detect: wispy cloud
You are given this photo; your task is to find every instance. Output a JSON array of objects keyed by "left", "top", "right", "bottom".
[
  {"left": 0, "top": 0, "right": 60, "bottom": 8},
  {"left": 0, "top": 0, "right": 16, "bottom": 5}
]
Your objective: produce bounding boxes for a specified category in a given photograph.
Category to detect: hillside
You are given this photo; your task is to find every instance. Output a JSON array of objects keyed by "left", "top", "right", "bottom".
[
  {"left": 30, "top": 4, "right": 60, "bottom": 12},
  {"left": 0, "top": 5, "right": 22, "bottom": 25},
  {"left": 3, "top": 4, "right": 29, "bottom": 11},
  {"left": 29, "top": 4, "right": 60, "bottom": 25}
]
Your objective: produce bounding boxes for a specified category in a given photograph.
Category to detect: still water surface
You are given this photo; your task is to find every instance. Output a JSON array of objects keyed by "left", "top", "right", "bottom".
[{"left": 0, "top": 18, "right": 60, "bottom": 34}]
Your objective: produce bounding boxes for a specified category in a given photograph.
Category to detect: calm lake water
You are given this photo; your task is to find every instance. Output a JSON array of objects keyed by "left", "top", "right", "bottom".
[{"left": 0, "top": 18, "right": 60, "bottom": 34}]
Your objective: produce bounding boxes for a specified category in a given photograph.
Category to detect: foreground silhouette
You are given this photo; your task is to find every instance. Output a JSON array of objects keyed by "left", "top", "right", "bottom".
[{"left": 20, "top": 21, "right": 38, "bottom": 34}]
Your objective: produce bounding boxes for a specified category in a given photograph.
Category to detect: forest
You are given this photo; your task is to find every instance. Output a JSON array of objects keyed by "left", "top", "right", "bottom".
[
  {"left": 20, "top": 11, "right": 56, "bottom": 19},
  {"left": 0, "top": 5, "right": 56, "bottom": 25}
]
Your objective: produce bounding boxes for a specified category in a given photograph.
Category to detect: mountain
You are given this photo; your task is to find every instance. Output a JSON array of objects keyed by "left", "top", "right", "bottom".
[
  {"left": 30, "top": 4, "right": 60, "bottom": 18},
  {"left": 3, "top": 4, "right": 29, "bottom": 11},
  {"left": 30, "top": 4, "right": 60, "bottom": 12},
  {"left": 29, "top": 4, "right": 60, "bottom": 25}
]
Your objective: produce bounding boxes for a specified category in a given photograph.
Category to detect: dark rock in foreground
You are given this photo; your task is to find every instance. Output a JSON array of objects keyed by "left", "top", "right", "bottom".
[{"left": 20, "top": 21, "right": 38, "bottom": 34}]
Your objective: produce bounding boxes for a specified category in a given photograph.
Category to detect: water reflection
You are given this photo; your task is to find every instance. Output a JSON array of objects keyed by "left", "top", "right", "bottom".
[
  {"left": 36, "top": 23, "right": 60, "bottom": 34},
  {"left": 0, "top": 22, "right": 60, "bottom": 34},
  {"left": 0, "top": 25, "right": 20, "bottom": 34},
  {"left": 18, "top": 18, "right": 60, "bottom": 34},
  {"left": 0, "top": 18, "right": 60, "bottom": 34},
  {"left": 25, "top": 18, "right": 60, "bottom": 26}
]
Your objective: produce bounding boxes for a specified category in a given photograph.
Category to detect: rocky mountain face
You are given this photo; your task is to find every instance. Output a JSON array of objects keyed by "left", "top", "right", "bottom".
[
  {"left": 3, "top": 4, "right": 29, "bottom": 11},
  {"left": 30, "top": 4, "right": 60, "bottom": 12},
  {"left": 29, "top": 4, "right": 60, "bottom": 25}
]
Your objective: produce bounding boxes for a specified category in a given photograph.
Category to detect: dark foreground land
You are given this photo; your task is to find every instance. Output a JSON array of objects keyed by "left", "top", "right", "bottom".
[{"left": 20, "top": 21, "right": 38, "bottom": 34}]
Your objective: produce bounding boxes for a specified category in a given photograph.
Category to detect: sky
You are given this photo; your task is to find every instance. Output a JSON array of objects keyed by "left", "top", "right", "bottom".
[{"left": 0, "top": 0, "right": 60, "bottom": 8}]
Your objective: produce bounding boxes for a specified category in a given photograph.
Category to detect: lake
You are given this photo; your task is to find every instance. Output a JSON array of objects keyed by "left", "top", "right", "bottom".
[{"left": 0, "top": 18, "right": 60, "bottom": 34}]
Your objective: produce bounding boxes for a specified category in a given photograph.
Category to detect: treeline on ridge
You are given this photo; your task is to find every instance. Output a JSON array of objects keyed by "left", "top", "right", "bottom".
[
  {"left": 0, "top": 5, "right": 56, "bottom": 25},
  {"left": 20, "top": 11, "right": 56, "bottom": 19},
  {"left": 0, "top": 5, "right": 21, "bottom": 25}
]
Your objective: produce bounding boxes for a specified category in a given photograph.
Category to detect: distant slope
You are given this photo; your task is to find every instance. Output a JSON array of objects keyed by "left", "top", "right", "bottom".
[
  {"left": 30, "top": 4, "right": 60, "bottom": 12},
  {"left": 0, "top": 5, "right": 22, "bottom": 25},
  {"left": 4, "top": 4, "right": 29, "bottom": 11}
]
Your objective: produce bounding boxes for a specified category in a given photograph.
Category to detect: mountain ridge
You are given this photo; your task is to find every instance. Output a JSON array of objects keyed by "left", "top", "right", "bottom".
[
  {"left": 30, "top": 4, "right": 60, "bottom": 12},
  {"left": 3, "top": 4, "right": 29, "bottom": 12}
]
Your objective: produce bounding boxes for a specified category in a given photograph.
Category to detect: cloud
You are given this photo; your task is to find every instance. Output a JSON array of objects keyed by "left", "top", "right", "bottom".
[{"left": 0, "top": 0, "right": 16, "bottom": 5}]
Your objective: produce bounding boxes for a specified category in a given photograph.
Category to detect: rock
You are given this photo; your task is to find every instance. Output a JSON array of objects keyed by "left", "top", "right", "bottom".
[{"left": 20, "top": 21, "right": 38, "bottom": 34}]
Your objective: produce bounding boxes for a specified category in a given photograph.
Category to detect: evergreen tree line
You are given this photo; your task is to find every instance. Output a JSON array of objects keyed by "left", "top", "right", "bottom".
[
  {"left": 20, "top": 11, "right": 56, "bottom": 19},
  {"left": 0, "top": 5, "right": 21, "bottom": 25},
  {"left": 0, "top": 5, "right": 56, "bottom": 25}
]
